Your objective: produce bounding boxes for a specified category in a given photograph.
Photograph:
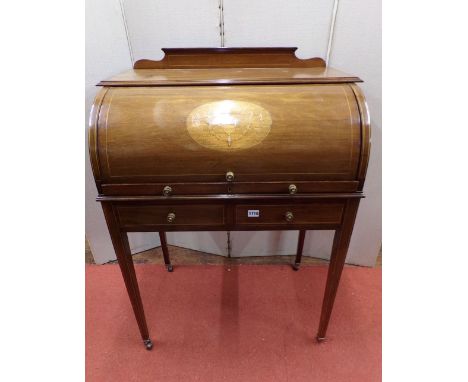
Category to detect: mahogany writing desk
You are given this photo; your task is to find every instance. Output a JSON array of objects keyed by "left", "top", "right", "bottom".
[{"left": 89, "top": 47, "right": 370, "bottom": 350}]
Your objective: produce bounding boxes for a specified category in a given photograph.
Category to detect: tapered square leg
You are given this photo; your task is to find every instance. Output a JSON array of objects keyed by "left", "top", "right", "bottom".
[
  {"left": 293, "top": 230, "right": 306, "bottom": 271},
  {"left": 101, "top": 202, "right": 153, "bottom": 350},
  {"left": 158, "top": 231, "right": 173, "bottom": 272},
  {"left": 316, "top": 199, "right": 360, "bottom": 341}
]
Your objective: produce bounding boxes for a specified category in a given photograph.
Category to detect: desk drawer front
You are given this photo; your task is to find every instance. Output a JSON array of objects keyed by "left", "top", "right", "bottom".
[
  {"left": 102, "top": 183, "right": 227, "bottom": 196},
  {"left": 235, "top": 203, "right": 344, "bottom": 226},
  {"left": 231, "top": 181, "right": 359, "bottom": 194},
  {"left": 116, "top": 204, "right": 225, "bottom": 228}
]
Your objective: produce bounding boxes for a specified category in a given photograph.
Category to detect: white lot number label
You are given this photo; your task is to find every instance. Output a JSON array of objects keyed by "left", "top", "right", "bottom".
[{"left": 247, "top": 210, "right": 260, "bottom": 218}]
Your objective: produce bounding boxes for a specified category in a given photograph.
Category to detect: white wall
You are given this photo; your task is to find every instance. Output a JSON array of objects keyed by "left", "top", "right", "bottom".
[
  {"left": 85, "top": 0, "right": 161, "bottom": 263},
  {"left": 329, "top": 0, "right": 382, "bottom": 265},
  {"left": 121, "top": 0, "right": 220, "bottom": 61},
  {"left": 85, "top": 0, "right": 381, "bottom": 266},
  {"left": 222, "top": 0, "right": 334, "bottom": 57}
]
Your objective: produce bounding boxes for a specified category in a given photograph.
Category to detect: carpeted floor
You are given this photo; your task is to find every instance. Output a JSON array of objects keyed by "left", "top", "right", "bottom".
[{"left": 86, "top": 264, "right": 381, "bottom": 382}]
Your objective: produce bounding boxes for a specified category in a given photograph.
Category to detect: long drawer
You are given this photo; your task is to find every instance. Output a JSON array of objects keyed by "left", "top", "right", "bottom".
[
  {"left": 115, "top": 200, "right": 345, "bottom": 231},
  {"left": 116, "top": 204, "right": 225, "bottom": 230},
  {"left": 234, "top": 202, "right": 344, "bottom": 227}
]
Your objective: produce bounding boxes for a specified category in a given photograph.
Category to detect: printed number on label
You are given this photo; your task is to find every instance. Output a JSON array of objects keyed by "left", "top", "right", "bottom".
[{"left": 247, "top": 210, "right": 260, "bottom": 218}]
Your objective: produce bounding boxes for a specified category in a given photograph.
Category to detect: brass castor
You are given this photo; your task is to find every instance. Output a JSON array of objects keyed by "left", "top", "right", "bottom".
[
  {"left": 292, "top": 262, "right": 300, "bottom": 271},
  {"left": 167, "top": 264, "right": 173, "bottom": 272},
  {"left": 316, "top": 336, "right": 326, "bottom": 343},
  {"left": 143, "top": 339, "right": 153, "bottom": 350}
]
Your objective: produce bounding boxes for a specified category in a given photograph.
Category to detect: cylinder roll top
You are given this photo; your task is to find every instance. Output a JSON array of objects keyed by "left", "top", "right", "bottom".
[
  {"left": 90, "top": 84, "right": 368, "bottom": 187},
  {"left": 89, "top": 48, "right": 370, "bottom": 196}
]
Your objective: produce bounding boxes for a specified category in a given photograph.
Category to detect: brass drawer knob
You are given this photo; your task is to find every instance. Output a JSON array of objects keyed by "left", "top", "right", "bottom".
[
  {"left": 289, "top": 184, "right": 297, "bottom": 194},
  {"left": 162, "top": 185, "right": 172, "bottom": 196},
  {"left": 226, "top": 171, "right": 235, "bottom": 182},
  {"left": 167, "top": 212, "right": 176, "bottom": 223},
  {"left": 285, "top": 211, "right": 294, "bottom": 222}
]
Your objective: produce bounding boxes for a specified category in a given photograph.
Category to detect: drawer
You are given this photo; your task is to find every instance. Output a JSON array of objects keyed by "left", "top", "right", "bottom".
[
  {"left": 116, "top": 204, "right": 225, "bottom": 229},
  {"left": 101, "top": 181, "right": 359, "bottom": 196},
  {"left": 230, "top": 181, "right": 359, "bottom": 194},
  {"left": 235, "top": 202, "right": 344, "bottom": 227},
  {"left": 101, "top": 183, "right": 227, "bottom": 196}
]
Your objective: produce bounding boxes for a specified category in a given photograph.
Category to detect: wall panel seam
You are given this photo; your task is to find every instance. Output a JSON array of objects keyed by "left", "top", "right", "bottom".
[
  {"left": 325, "top": 0, "right": 340, "bottom": 65},
  {"left": 118, "top": 0, "right": 135, "bottom": 64},
  {"left": 219, "top": 0, "right": 225, "bottom": 47}
]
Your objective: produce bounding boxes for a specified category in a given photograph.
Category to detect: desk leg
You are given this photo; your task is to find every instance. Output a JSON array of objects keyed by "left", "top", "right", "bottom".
[
  {"left": 317, "top": 199, "right": 360, "bottom": 342},
  {"left": 101, "top": 202, "right": 153, "bottom": 350},
  {"left": 293, "top": 230, "right": 306, "bottom": 271},
  {"left": 158, "top": 232, "right": 173, "bottom": 272}
]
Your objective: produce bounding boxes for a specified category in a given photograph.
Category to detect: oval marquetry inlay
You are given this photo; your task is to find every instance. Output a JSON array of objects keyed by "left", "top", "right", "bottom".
[{"left": 187, "top": 100, "right": 272, "bottom": 151}]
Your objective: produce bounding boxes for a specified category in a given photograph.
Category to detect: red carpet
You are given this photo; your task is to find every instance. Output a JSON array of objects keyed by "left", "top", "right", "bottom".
[{"left": 86, "top": 264, "right": 381, "bottom": 382}]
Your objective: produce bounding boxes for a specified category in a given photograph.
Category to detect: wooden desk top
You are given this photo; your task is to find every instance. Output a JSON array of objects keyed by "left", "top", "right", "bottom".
[
  {"left": 99, "top": 67, "right": 361, "bottom": 87},
  {"left": 98, "top": 47, "right": 361, "bottom": 86}
]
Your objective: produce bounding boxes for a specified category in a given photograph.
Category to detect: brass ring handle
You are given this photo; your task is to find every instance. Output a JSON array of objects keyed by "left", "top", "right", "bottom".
[
  {"left": 167, "top": 212, "right": 176, "bottom": 223},
  {"left": 285, "top": 211, "right": 294, "bottom": 222},
  {"left": 226, "top": 171, "right": 235, "bottom": 182},
  {"left": 163, "top": 185, "right": 172, "bottom": 196},
  {"left": 289, "top": 184, "right": 297, "bottom": 195}
]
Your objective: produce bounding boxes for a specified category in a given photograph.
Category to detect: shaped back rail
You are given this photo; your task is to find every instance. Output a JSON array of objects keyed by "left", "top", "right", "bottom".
[{"left": 133, "top": 47, "right": 326, "bottom": 69}]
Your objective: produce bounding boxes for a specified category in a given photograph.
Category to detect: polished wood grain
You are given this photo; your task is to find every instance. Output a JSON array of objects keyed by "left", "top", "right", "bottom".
[
  {"left": 101, "top": 202, "right": 152, "bottom": 349},
  {"left": 234, "top": 202, "right": 344, "bottom": 226},
  {"left": 317, "top": 198, "right": 361, "bottom": 341},
  {"left": 101, "top": 181, "right": 360, "bottom": 196},
  {"left": 133, "top": 47, "right": 326, "bottom": 69},
  {"left": 88, "top": 88, "right": 108, "bottom": 194},
  {"left": 89, "top": 47, "right": 371, "bottom": 349},
  {"left": 96, "top": 193, "right": 364, "bottom": 202},
  {"left": 350, "top": 84, "right": 372, "bottom": 191},
  {"left": 230, "top": 181, "right": 360, "bottom": 195},
  {"left": 90, "top": 84, "right": 362, "bottom": 186},
  {"left": 99, "top": 67, "right": 361, "bottom": 87},
  {"left": 113, "top": 199, "right": 347, "bottom": 232},
  {"left": 101, "top": 47, "right": 359, "bottom": 86},
  {"left": 117, "top": 204, "right": 225, "bottom": 229}
]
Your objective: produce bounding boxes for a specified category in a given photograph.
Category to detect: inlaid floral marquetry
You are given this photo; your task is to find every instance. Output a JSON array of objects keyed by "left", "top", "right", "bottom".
[{"left": 186, "top": 100, "right": 272, "bottom": 151}]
